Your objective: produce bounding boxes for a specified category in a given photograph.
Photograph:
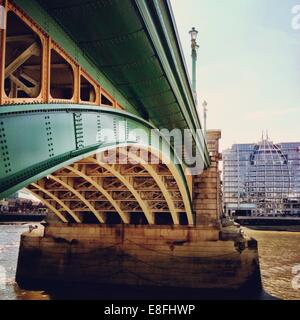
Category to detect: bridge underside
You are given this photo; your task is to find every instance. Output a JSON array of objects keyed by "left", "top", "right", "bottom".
[
  {"left": 0, "top": 0, "right": 210, "bottom": 164},
  {"left": 27, "top": 148, "right": 192, "bottom": 226},
  {"left": 0, "top": 0, "right": 210, "bottom": 227},
  {"left": 0, "top": 104, "right": 194, "bottom": 226}
]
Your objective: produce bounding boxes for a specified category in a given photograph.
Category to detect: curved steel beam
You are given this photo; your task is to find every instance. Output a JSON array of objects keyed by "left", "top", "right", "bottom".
[
  {"left": 49, "top": 175, "right": 105, "bottom": 223},
  {"left": 150, "top": 148, "right": 194, "bottom": 225},
  {"left": 118, "top": 149, "right": 179, "bottom": 225},
  {"left": 0, "top": 104, "right": 194, "bottom": 224},
  {"left": 123, "top": 145, "right": 194, "bottom": 225},
  {"left": 88, "top": 157, "right": 154, "bottom": 225},
  {"left": 30, "top": 182, "right": 81, "bottom": 223},
  {"left": 18, "top": 0, "right": 210, "bottom": 165},
  {"left": 26, "top": 188, "right": 68, "bottom": 223},
  {"left": 65, "top": 165, "right": 129, "bottom": 224}
]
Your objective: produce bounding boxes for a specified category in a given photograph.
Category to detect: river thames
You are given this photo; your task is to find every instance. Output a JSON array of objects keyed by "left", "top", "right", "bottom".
[{"left": 0, "top": 224, "right": 299, "bottom": 300}]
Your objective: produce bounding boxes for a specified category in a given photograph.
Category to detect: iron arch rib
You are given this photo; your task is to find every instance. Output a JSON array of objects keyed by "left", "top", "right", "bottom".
[
  {"left": 49, "top": 175, "right": 105, "bottom": 224},
  {"left": 0, "top": 104, "right": 194, "bottom": 225},
  {"left": 65, "top": 165, "right": 130, "bottom": 224},
  {"left": 88, "top": 157, "right": 155, "bottom": 225},
  {"left": 28, "top": 182, "right": 81, "bottom": 223},
  {"left": 26, "top": 188, "right": 68, "bottom": 223},
  {"left": 117, "top": 148, "right": 180, "bottom": 225}
]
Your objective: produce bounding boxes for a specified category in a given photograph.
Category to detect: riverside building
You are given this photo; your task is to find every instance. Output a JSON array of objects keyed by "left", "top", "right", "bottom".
[{"left": 223, "top": 135, "right": 300, "bottom": 217}]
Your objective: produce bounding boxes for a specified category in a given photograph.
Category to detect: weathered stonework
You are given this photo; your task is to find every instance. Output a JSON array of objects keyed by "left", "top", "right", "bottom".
[
  {"left": 16, "top": 224, "right": 261, "bottom": 291},
  {"left": 194, "top": 130, "right": 223, "bottom": 228}
]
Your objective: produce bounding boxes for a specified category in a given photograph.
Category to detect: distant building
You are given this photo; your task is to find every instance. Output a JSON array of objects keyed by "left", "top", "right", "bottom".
[
  {"left": 7, "top": 189, "right": 38, "bottom": 201},
  {"left": 223, "top": 136, "right": 300, "bottom": 216}
]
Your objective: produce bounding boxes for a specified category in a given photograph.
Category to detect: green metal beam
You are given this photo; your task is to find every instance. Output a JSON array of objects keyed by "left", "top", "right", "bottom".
[
  {"left": 134, "top": 0, "right": 210, "bottom": 166},
  {"left": 0, "top": 105, "right": 192, "bottom": 218},
  {"left": 14, "top": 0, "right": 210, "bottom": 167}
]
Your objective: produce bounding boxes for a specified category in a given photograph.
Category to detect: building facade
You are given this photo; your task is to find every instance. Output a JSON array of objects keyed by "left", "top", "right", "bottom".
[
  {"left": 223, "top": 136, "right": 300, "bottom": 216},
  {"left": 6, "top": 189, "right": 36, "bottom": 201}
]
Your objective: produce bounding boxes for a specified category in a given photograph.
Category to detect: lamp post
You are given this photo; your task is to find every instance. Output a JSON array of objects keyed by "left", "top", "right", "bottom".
[{"left": 189, "top": 27, "right": 199, "bottom": 96}]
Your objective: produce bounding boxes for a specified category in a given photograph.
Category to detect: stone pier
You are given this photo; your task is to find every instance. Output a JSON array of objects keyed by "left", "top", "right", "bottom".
[
  {"left": 16, "top": 224, "right": 261, "bottom": 291},
  {"left": 194, "top": 130, "right": 223, "bottom": 228}
]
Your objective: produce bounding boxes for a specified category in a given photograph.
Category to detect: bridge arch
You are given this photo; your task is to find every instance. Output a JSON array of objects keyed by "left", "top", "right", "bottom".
[
  {"left": 25, "top": 145, "right": 193, "bottom": 226},
  {"left": 0, "top": 104, "right": 194, "bottom": 225}
]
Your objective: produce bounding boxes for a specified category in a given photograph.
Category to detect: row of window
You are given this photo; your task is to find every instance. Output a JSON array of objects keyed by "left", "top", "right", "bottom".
[
  {"left": 1, "top": 8, "right": 119, "bottom": 108},
  {"left": 224, "top": 173, "right": 292, "bottom": 179}
]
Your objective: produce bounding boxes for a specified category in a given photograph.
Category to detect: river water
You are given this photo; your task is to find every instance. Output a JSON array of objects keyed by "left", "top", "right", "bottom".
[
  {"left": 245, "top": 228, "right": 300, "bottom": 300},
  {"left": 0, "top": 224, "right": 299, "bottom": 300}
]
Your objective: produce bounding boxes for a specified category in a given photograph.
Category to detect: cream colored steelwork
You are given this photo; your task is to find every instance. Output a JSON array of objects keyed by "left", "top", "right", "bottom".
[
  {"left": 9, "top": 74, "right": 39, "bottom": 98},
  {"left": 5, "top": 42, "right": 40, "bottom": 78},
  {"left": 147, "top": 148, "right": 193, "bottom": 225},
  {"left": 0, "top": 0, "right": 7, "bottom": 105},
  {"left": 118, "top": 149, "right": 179, "bottom": 225},
  {"left": 88, "top": 157, "right": 155, "bottom": 225},
  {"left": 116, "top": 145, "right": 194, "bottom": 225},
  {"left": 26, "top": 188, "right": 68, "bottom": 223},
  {"left": 65, "top": 165, "right": 130, "bottom": 224},
  {"left": 1, "top": 1, "right": 120, "bottom": 108},
  {"left": 30, "top": 182, "right": 81, "bottom": 223},
  {"left": 49, "top": 175, "right": 105, "bottom": 223},
  {"left": 30, "top": 146, "right": 193, "bottom": 225}
]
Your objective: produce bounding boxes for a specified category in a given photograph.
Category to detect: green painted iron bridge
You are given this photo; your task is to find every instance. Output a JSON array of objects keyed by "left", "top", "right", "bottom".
[{"left": 0, "top": 0, "right": 211, "bottom": 226}]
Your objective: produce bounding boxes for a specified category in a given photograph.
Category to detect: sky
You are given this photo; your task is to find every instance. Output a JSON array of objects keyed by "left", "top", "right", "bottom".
[{"left": 171, "top": 0, "right": 300, "bottom": 150}]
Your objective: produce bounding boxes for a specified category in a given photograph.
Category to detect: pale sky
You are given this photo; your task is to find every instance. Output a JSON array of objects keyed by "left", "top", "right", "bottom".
[{"left": 171, "top": 0, "right": 300, "bottom": 150}]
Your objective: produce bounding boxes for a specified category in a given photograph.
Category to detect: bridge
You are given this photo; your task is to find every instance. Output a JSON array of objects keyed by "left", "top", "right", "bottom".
[
  {"left": 0, "top": 0, "right": 213, "bottom": 226},
  {"left": 0, "top": 0, "right": 261, "bottom": 291}
]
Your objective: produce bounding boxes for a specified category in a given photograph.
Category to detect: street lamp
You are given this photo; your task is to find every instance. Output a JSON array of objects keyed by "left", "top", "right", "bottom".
[
  {"left": 189, "top": 27, "right": 198, "bottom": 43},
  {"left": 189, "top": 27, "right": 199, "bottom": 95}
]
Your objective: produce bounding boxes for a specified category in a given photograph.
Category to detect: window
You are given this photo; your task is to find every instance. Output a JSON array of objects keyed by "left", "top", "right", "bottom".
[
  {"left": 50, "top": 49, "right": 74, "bottom": 100},
  {"left": 4, "top": 11, "right": 42, "bottom": 99},
  {"left": 80, "top": 74, "right": 96, "bottom": 103},
  {"left": 101, "top": 92, "right": 113, "bottom": 106}
]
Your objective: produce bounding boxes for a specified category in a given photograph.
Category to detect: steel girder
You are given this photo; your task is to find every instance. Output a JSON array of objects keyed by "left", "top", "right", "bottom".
[
  {"left": 13, "top": 0, "right": 210, "bottom": 167},
  {"left": 0, "top": 104, "right": 194, "bottom": 224}
]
